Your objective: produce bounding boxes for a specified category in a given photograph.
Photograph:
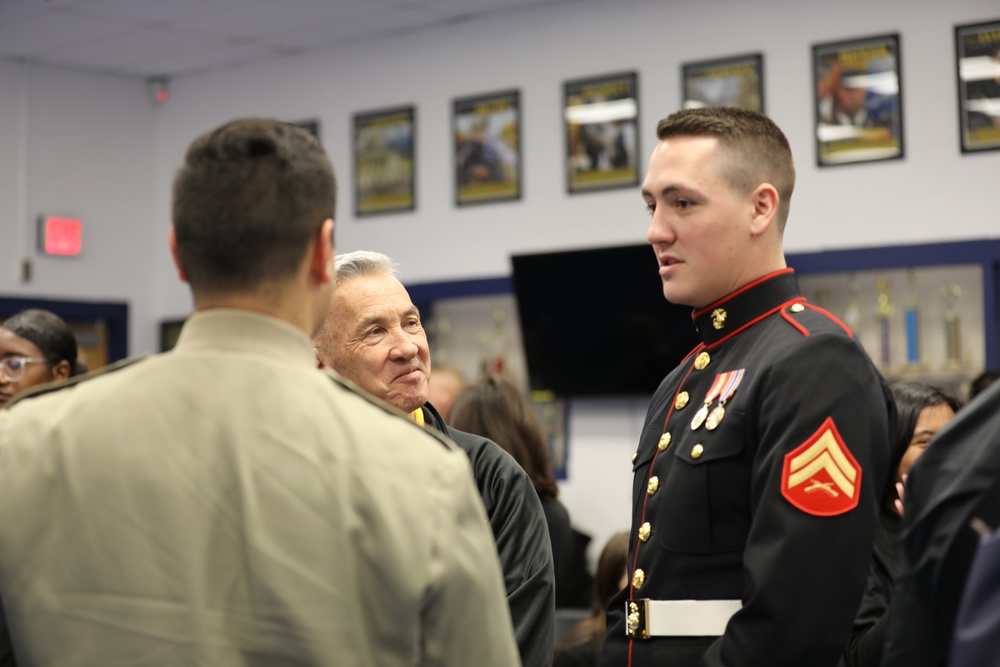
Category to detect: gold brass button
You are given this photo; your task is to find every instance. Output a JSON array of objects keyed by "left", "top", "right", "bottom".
[
  {"left": 631, "top": 451, "right": 638, "bottom": 463},
  {"left": 638, "top": 522, "right": 651, "bottom": 542},
  {"left": 658, "top": 432, "right": 672, "bottom": 451},
  {"left": 632, "top": 568, "right": 645, "bottom": 589},
  {"left": 647, "top": 476, "right": 660, "bottom": 495},
  {"left": 691, "top": 444, "right": 704, "bottom": 459},
  {"left": 790, "top": 303, "right": 805, "bottom": 313},
  {"left": 694, "top": 352, "right": 711, "bottom": 370},
  {"left": 674, "top": 391, "right": 689, "bottom": 410}
]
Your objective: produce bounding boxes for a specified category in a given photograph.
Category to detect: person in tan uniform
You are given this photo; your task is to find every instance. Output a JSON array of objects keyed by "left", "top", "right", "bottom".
[{"left": 0, "top": 118, "right": 519, "bottom": 667}]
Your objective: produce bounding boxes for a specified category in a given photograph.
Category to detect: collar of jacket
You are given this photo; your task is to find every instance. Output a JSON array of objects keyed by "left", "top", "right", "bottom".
[
  {"left": 691, "top": 268, "right": 802, "bottom": 347},
  {"left": 419, "top": 401, "right": 448, "bottom": 435}
]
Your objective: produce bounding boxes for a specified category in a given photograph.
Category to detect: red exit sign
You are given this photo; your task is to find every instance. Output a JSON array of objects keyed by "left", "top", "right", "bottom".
[{"left": 38, "top": 216, "right": 82, "bottom": 256}]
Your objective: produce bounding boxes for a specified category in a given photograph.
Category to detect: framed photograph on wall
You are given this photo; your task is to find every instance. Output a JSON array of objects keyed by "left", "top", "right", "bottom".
[
  {"left": 955, "top": 19, "right": 1000, "bottom": 153},
  {"left": 812, "top": 33, "right": 904, "bottom": 166},
  {"left": 353, "top": 106, "right": 415, "bottom": 216},
  {"left": 563, "top": 71, "right": 640, "bottom": 194},
  {"left": 287, "top": 118, "right": 320, "bottom": 140},
  {"left": 453, "top": 89, "right": 521, "bottom": 205},
  {"left": 681, "top": 53, "right": 764, "bottom": 112}
]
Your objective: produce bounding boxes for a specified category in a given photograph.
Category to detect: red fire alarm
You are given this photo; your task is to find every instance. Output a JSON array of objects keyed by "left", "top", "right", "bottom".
[{"left": 38, "top": 215, "right": 82, "bottom": 256}]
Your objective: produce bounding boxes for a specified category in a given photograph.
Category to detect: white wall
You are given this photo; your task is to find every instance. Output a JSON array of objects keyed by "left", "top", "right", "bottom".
[
  {"left": 0, "top": 62, "right": 158, "bottom": 354},
  {"left": 4, "top": 0, "right": 999, "bottom": 566}
]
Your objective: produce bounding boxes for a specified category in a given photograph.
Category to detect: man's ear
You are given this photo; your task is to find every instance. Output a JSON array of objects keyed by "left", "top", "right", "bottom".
[
  {"left": 168, "top": 225, "right": 190, "bottom": 283},
  {"left": 749, "top": 183, "right": 779, "bottom": 237},
  {"left": 310, "top": 218, "right": 336, "bottom": 285}
]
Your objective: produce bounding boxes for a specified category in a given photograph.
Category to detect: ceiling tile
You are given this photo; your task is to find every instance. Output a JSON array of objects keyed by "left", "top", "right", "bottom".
[
  {"left": 0, "top": 0, "right": 584, "bottom": 78},
  {"left": 50, "top": 26, "right": 228, "bottom": 72},
  {"left": 0, "top": 10, "right": 130, "bottom": 56}
]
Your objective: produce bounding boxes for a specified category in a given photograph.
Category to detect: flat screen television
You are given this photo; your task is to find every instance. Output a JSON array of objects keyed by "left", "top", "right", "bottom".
[{"left": 511, "top": 244, "right": 702, "bottom": 398}]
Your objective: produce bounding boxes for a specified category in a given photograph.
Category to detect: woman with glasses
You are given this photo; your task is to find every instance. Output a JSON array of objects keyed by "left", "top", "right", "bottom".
[{"left": 0, "top": 309, "right": 79, "bottom": 409}]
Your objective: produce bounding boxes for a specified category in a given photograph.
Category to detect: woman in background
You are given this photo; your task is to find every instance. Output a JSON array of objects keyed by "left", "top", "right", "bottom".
[
  {"left": 0, "top": 309, "right": 79, "bottom": 408},
  {"left": 553, "top": 530, "right": 629, "bottom": 667},
  {"left": 847, "top": 381, "right": 963, "bottom": 666},
  {"left": 449, "top": 374, "right": 581, "bottom": 606}
]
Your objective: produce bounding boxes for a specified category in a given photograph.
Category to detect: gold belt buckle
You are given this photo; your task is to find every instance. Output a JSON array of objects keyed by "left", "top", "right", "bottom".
[{"left": 625, "top": 599, "right": 650, "bottom": 639}]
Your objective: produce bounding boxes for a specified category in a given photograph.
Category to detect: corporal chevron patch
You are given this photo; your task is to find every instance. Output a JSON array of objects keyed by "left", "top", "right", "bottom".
[{"left": 781, "top": 417, "right": 861, "bottom": 516}]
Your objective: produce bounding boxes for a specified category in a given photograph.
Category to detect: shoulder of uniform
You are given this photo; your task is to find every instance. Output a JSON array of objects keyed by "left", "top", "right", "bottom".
[
  {"left": 8, "top": 355, "right": 151, "bottom": 408},
  {"left": 778, "top": 301, "right": 854, "bottom": 339},
  {"left": 322, "top": 369, "right": 458, "bottom": 452}
]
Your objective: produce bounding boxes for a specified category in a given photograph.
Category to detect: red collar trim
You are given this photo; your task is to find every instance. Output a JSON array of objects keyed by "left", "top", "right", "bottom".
[{"left": 692, "top": 268, "right": 794, "bottom": 320}]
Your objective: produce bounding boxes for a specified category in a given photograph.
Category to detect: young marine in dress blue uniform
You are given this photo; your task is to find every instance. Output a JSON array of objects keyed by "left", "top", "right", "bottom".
[{"left": 601, "top": 107, "right": 893, "bottom": 667}]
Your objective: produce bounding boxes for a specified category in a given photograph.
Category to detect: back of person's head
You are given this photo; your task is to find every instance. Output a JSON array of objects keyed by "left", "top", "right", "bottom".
[
  {"left": 448, "top": 375, "right": 559, "bottom": 500},
  {"left": 969, "top": 370, "right": 1000, "bottom": 401},
  {"left": 2, "top": 309, "right": 79, "bottom": 377},
  {"left": 655, "top": 106, "right": 795, "bottom": 230},
  {"left": 172, "top": 118, "right": 336, "bottom": 296},
  {"left": 333, "top": 249, "right": 399, "bottom": 284}
]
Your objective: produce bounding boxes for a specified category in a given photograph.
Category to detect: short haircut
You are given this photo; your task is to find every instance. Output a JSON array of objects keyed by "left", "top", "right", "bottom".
[
  {"left": 333, "top": 250, "right": 399, "bottom": 284},
  {"left": 970, "top": 369, "right": 1000, "bottom": 400},
  {"left": 656, "top": 107, "right": 795, "bottom": 230},
  {"left": 172, "top": 118, "right": 336, "bottom": 295},
  {"left": 3, "top": 309, "right": 79, "bottom": 374}
]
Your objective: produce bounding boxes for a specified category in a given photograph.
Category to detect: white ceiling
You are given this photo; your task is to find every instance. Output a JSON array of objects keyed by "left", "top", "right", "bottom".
[{"left": 0, "top": 0, "right": 574, "bottom": 80}]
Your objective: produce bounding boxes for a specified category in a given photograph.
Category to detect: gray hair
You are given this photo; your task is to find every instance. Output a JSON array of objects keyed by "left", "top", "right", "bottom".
[{"left": 334, "top": 250, "right": 400, "bottom": 284}]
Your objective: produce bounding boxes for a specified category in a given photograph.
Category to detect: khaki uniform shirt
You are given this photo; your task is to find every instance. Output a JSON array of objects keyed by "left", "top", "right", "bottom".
[{"left": 0, "top": 310, "right": 519, "bottom": 667}]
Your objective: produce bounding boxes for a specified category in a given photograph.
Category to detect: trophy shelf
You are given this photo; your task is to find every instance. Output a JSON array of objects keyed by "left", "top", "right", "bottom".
[
  {"left": 405, "top": 239, "right": 1000, "bottom": 399},
  {"left": 788, "top": 239, "right": 1000, "bottom": 396}
]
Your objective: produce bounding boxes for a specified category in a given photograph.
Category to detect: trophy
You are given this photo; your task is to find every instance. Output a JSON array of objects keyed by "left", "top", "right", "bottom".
[
  {"left": 479, "top": 307, "right": 508, "bottom": 377},
  {"left": 942, "top": 285, "right": 963, "bottom": 367},
  {"left": 844, "top": 274, "right": 861, "bottom": 335},
  {"left": 430, "top": 316, "right": 453, "bottom": 366},
  {"left": 904, "top": 270, "right": 920, "bottom": 367},
  {"left": 491, "top": 306, "right": 507, "bottom": 375},
  {"left": 875, "top": 277, "right": 892, "bottom": 369}
]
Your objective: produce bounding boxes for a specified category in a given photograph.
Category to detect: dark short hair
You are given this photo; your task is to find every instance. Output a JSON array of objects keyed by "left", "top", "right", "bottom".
[
  {"left": 970, "top": 369, "right": 1000, "bottom": 400},
  {"left": 448, "top": 375, "right": 559, "bottom": 500},
  {"left": 172, "top": 118, "right": 336, "bottom": 294},
  {"left": 3, "top": 309, "right": 79, "bottom": 374},
  {"left": 656, "top": 106, "right": 795, "bottom": 230}
]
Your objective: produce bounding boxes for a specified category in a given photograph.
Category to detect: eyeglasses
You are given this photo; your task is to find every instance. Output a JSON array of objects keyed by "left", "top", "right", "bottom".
[{"left": 0, "top": 356, "right": 48, "bottom": 383}]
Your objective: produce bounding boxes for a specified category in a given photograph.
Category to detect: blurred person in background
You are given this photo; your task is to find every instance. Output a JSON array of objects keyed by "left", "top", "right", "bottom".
[
  {"left": 846, "top": 381, "right": 962, "bottom": 667},
  {"left": 427, "top": 366, "right": 467, "bottom": 421},
  {"left": 968, "top": 369, "right": 1000, "bottom": 401},
  {"left": 884, "top": 379, "right": 1000, "bottom": 667},
  {"left": 553, "top": 531, "right": 630, "bottom": 667},
  {"left": 450, "top": 374, "right": 584, "bottom": 608},
  {"left": 0, "top": 309, "right": 80, "bottom": 408}
]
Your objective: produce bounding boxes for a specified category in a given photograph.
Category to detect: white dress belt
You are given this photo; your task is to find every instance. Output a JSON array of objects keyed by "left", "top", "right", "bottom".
[{"left": 626, "top": 599, "right": 743, "bottom": 638}]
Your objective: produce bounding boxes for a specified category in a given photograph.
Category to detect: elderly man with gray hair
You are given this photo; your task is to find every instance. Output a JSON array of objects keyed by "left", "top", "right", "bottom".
[{"left": 314, "top": 250, "right": 556, "bottom": 667}]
